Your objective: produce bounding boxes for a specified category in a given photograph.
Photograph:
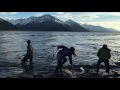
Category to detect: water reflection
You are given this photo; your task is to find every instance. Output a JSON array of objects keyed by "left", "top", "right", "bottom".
[{"left": 21, "top": 62, "right": 34, "bottom": 74}]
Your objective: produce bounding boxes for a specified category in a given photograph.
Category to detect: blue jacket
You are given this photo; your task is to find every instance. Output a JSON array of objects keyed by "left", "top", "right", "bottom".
[{"left": 57, "top": 45, "right": 72, "bottom": 64}]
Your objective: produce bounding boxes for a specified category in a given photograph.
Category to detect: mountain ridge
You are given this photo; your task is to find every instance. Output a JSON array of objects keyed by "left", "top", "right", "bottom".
[
  {"left": 0, "top": 19, "right": 17, "bottom": 30},
  {"left": 0, "top": 14, "right": 119, "bottom": 32},
  {"left": 81, "top": 24, "right": 119, "bottom": 32},
  {"left": 65, "top": 19, "right": 89, "bottom": 32}
]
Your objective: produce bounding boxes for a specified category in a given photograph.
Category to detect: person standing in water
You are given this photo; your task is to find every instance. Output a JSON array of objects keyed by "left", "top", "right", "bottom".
[{"left": 21, "top": 40, "right": 34, "bottom": 64}]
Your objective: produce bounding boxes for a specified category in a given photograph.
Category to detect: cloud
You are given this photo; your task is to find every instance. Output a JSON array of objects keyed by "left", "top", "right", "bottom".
[
  {"left": 83, "top": 12, "right": 120, "bottom": 17},
  {"left": 0, "top": 12, "right": 18, "bottom": 15},
  {"left": 109, "top": 12, "right": 120, "bottom": 16},
  {"left": 0, "top": 16, "right": 19, "bottom": 20},
  {"left": 35, "top": 12, "right": 52, "bottom": 17},
  {"left": 35, "top": 13, "right": 44, "bottom": 17},
  {"left": 35, "top": 12, "right": 74, "bottom": 20},
  {"left": 56, "top": 12, "right": 65, "bottom": 15},
  {"left": 79, "top": 15, "right": 100, "bottom": 20},
  {"left": 55, "top": 12, "right": 74, "bottom": 20}
]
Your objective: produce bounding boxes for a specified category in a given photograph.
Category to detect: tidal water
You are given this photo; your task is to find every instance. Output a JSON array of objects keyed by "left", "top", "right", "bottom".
[{"left": 0, "top": 31, "right": 120, "bottom": 77}]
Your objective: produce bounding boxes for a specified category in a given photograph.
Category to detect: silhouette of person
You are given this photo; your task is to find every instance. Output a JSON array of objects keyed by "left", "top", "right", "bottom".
[
  {"left": 21, "top": 40, "right": 34, "bottom": 64},
  {"left": 55, "top": 45, "right": 76, "bottom": 73},
  {"left": 96, "top": 44, "right": 111, "bottom": 75}
]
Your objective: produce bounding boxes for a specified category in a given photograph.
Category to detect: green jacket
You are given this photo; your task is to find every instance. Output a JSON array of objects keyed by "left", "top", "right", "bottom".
[{"left": 97, "top": 48, "right": 111, "bottom": 60}]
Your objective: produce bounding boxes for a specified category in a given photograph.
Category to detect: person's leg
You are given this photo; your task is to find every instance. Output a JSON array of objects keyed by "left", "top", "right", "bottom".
[
  {"left": 21, "top": 55, "right": 29, "bottom": 63},
  {"left": 62, "top": 58, "right": 67, "bottom": 64},
  {"left": 104, "top": 60, "right": 109, "bottom": 74},
  {"left": 96, "top": 59, "right": 102, "bottom": 73},
  {"left": 55, "top": 60, "right": 62, "bottom": 73},
  {"left": 60, "top": 58, "right": 67, "bottom": 69},
  {"left": 30, "top": 56, "right": 33, "bottom": 63},
  {"left": 29, "top": 63, "right": 34, "bottom": 72},
  {"left": 55, "top": 54, "right": 63, "bottom": 73}
]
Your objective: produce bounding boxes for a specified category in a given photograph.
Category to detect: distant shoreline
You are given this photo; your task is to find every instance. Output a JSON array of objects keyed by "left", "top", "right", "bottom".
[
  {"left": 0, "top": 30, "right": 89, "bottom": 32},
  {"left": 0, "top": 30, "right": 119, "bottom": 33}
]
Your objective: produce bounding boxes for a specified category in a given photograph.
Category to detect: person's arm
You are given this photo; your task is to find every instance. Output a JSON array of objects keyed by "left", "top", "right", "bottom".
[
  {"left": 69, "top": 55, "right": 72, "bottom": 65},
  {"left": 27, "top": 46, "right": 29, "bottom": 54},
  {"left": 27, "top": 45, "right": 32, "bottom": 55},
  {"left": 109, "top": 50, "right": 111, "bottom": 59},
  {"left": 97, "top": 49, "right": 100, "bottom": 57},
  {"left": 32, "top": 48, "right": 34, "bottom": 54},
  {"left": 109, "top": 53, "right": 111, "bottom": 59},
  {"left": 106, "top": 48, "right": 111, "bottom": 59}
]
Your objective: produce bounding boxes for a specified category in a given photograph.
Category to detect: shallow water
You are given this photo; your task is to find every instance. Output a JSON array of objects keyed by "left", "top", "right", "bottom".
[{"left": 0, "top": 31, "right": 120, "bottom": 78}]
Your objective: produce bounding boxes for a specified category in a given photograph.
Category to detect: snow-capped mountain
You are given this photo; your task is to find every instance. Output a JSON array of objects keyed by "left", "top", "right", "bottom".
[
  {"left": 65, "top": 19, "right": 89, "bottom": 32},
  {"left": 65, "top": 19, "right": 77, "bottom": 26},
  {"left": 81, "top": 24, "right": 119, "bottom": 32},
  {"left": 5, "top": 14, "right": 119, "bottom": 32},
  {"left": 8, "top": 18, "right": 29, "bottom": 25},
  {"left": 8, "top": 14, "right": 65, "bottom": 25},
  {"left": 0, "top": 19, "right": 17, "bottom": 30},
  {"left": 8, "top": 17, "right": 36, "bottom": 25},
  {"left": 8, "top": 14, "right": 72, "bottom": 31}
]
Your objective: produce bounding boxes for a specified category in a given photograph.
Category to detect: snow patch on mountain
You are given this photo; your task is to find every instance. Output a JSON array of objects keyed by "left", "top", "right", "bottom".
[
  {"left": 8, "top": 14, "right": 65, "bottom": 25},
  {"left": 65, "top": 19, "right": 77, "bottom": 26}
]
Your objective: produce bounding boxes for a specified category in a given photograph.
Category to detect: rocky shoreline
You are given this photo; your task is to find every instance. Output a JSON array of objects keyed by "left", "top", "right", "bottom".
[{"left": 8, "top": 64, "right": 120, "bottom": 78}]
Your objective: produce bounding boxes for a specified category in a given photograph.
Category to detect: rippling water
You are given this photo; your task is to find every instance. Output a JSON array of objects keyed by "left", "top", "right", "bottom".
[{"left": 0, "top": 31, "right": 120, "bottom": 77}]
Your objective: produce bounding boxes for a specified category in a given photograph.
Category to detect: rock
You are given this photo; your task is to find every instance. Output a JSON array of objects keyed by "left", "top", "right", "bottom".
[
  {"left": 33, "top": 75, "right": 45, "bottom": 78},
  {"left": 115, "top": 62, "right": 120, "bottom": 65}
]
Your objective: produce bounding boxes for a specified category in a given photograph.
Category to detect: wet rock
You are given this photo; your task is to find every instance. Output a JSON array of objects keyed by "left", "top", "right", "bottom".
[
  {"left": 5, "top": 64, "right": 120, "bottom": 78},
  {"left": 115, "top": 62, "right": 120, "bottom": 65},
  {"left": 33, "top": 75, "right": 45, "bottom": 78},
  {"left": 47, "top": 71, "right": 73, "bottom": 78}
]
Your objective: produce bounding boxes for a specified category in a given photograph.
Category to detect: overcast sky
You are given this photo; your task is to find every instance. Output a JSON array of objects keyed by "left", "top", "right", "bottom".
[{"left": 0, "top": 12, "right": 120, "bottom": 31}]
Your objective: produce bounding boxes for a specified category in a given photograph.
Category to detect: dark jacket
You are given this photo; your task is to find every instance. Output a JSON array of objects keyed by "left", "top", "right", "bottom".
[
  {"left": 97, "top": 47, "right": 111, "bottom": 60},
  {"left": 57, "top": 45, "right": 73, "bottom": 64},
  {"left": 27, "top": 44, "right": 34, "bottom": 57}
]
